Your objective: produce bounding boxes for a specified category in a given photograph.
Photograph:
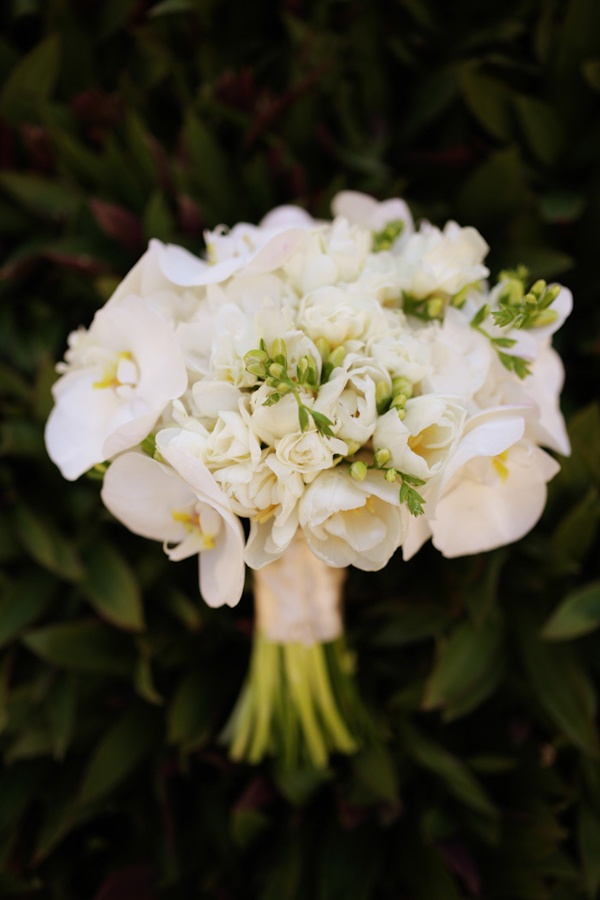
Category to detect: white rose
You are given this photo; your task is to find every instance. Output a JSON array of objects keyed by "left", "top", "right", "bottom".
[
  {"left": 297, "top": 285, "right": 389, "bottom": 346},
  {"left": 397, "top": 221, "right": 489, "bottom": 299},
  {"left": 276, "top": 430, "right": 348, "bottom": 478}
]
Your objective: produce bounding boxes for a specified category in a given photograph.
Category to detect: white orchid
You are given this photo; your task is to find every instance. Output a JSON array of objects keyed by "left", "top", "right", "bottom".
[
  {"left": 45, "top": 295, "right": 187, "bottom": 480},
  {"left": 101, "top": 451, "right": 245, "bottom": 608}
]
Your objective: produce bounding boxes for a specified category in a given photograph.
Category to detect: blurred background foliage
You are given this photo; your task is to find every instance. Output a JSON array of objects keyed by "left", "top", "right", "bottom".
[{"left": 0, "top": 0, "right": 600, "bottom": 897}]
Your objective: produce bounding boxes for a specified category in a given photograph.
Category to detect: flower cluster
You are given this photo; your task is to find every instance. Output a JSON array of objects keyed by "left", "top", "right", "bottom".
[{"left": 45, "top": 192, "right": 571, "bottom": 608}]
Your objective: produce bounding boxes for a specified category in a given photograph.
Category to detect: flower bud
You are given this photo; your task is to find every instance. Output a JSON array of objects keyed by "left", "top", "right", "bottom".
[
  {"left": 374, "top": 448, "right": 391, "bottom": 468},
  {"left": 315, "top": 337, "right": 330, "bottom": 364},
  {"left": 426, "top": 296, "right": 444, "bottom": 319},
  {"left": 540, "top": 284, "right": 560, "bottom": 308},
  {"left": 349, "top": 461, "right": 367, "bottom": 481},
  {"left": 391, "top": 376, "right": 413, "bottom": 400},
  {"left": 328, "top": 346, "right": 346, "bottom": 369},
  {"left": 344, "top": 440, "right": 362, "bottom": 457},
  {"left": 396, "top": 407, "right": 406, "bottom": 421},
  {"left": 384, "top": 467, "right": 398, "bottom": 483},
  {"left": 376, "top": 380, "right": 391, "bottom": 414},
  {"left": 267, "top": 362, "right": 285, "bottom": 380},
  {"left": 530, "top": 279, "right": 546, "bottom": 300},
  {"left": 271, "top": 337, "right": 287, "bottom": 365},
  {"left": 527, "top": 309, "right": 558, "bottom": 328}
]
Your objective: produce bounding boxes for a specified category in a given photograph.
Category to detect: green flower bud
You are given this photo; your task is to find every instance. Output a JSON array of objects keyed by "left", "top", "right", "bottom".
[
  {"left": 374, "top": 448, "right": 391, "bottom": 467},
  {"left": 530, "top": 279, "right": 546, "bottom": 300},
  {"left": 391, "top": 376, "right": 413, "bottom": 400},
  {"left": 390, "top": 395, "right": 406, "bottom": 412},
  {"left": 267, "top": 362, "right": 285, "bottom": 379},
  {"left": 396, "top": 407, "right": 406, "bottom": 421},
  {"left": 271, "top": 337, "right": 287, "bottom": 365},
  {"left": 384, "top": 467, "right": 398, "bottom": 483},
  {"left": 349, "top": 460, "right": 367, "bottom": 481},
  {"left": 344, "top": 440, "right": 362, "bottom": 457},
  {"left": 426, "top": 296, "right": 444, "bottom": 319},
  {"left": 315, "top": 337, "right": 331, "bottom": 364},
  {"left": 376, "top": 380, "right": 391, "bottom": 415},
  {"left": 246, "top": 361, "right": 267, "bottom": 377},
  {"left": 328, "top": 346, "right": 346, "bottom": 369},
  {"left": 527, "top": 309, "right": 558, "bottom": 328},
  {"left": 540, "top": 284, "right": 561, "bottom": 308},
  {"left": 500, "top": 278, "right": 524, "bottom": 307}
]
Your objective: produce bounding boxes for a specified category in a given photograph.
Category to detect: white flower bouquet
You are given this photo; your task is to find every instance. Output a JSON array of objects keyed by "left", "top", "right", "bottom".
[{"left": 45, "top": 191, "right": 571, "bottom": 769}]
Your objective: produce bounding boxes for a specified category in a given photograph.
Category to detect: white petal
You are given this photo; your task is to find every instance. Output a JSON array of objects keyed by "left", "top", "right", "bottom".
[
  {"left": 101, "top": 452, "right": 195, "bottom": 542},
  {"left": 157, "top": 242, "right": 242, "bottom": 286},
  {"left": 199, "top": 516, "right": 246, "bottom": 607}
]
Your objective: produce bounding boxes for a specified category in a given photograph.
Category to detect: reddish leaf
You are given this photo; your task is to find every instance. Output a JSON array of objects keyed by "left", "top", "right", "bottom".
[
  {"left": 90, "top": 199, "right": 143, "bottom": 253},
  {"left": 93, "top": 864, "right": 157, "bottom": 900}
]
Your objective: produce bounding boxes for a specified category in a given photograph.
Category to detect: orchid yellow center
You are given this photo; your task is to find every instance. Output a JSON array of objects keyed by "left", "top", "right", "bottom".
[
  {"left": 93, "top": 351, "right": 134, "bottom": 390},
  {"left": 492, "top": 450, "right": 510, "bottom": 483},
  {"left": 172, "top": 509, "right": 215, "bottom": 549}
]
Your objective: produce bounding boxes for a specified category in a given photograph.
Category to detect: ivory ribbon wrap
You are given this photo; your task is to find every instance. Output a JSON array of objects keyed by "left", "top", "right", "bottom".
[{"left": 254, "top": 532, "right": 346, "bottom": 645}]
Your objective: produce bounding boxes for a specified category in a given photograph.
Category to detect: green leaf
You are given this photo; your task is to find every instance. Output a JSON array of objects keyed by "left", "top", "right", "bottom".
[
  {"left": 231, "top": 809, "right": 270, "bottom": 849},
  {"left": 459, "top": 147, "right": 528, "bottom": 222},
  {"left": 552, "top": 488, "right": 600, "bottom": 569},
  {"left": 400, "top": 722, "right": 497, "bottom": 818},
  {"left": 143, "top": 189, "right": 175, "bottom": 242},
  {"left": 352, "top": 744, "right": 398, "bottom": 802},
  {"left": 23, "top": 622, "right": 134, "bottom": 676},
  {"left": 0, "top": 34, "right": 60, "bottom": 123},
  {"left": 182, "top": 112, "right": 232, "bottom": 212},
  {"left": 82, "top": 542, "right": 145, "bottom": 631},
  {"left": 460, "top": 68, "right": 514, "bottom": 141},
  {"left": 514, "top": 96, "right": 565, "bottom": 167},
  {"left": 542, "top": 582, "right": 600, "bottom": 641},
  {"left": 78, "top": 706, "right": 158, "bottom": 807},
  {"left": 422, "top": 619, "right": 504, "bottom": 718},
  {"left": 12, "top": 503, "right": 84, "bottom": 582},
  {"left": 46, "top": 673, "right": 77, "bottom": 760},
  {"left": 150, "top": 0, "right": 198, "bottom": 15},
  {"left": 0, "top": 171, "right": 77, "bottom": 219},
  {"left": 0, "top": 572, "right": 54, "bottom": 648},
  {"left": 167, "top": 669, "right": 213, "bottom": 748},
  {"left": 370, "top": 600, "right": 452, "bottom": 646},
  {"left": 0, "top": 762, "right": 48, "bottom": 836},
  {"left": 578, "top": 803, "right": 600, "bottom": 898},
  {"left": 518, "top": 612, "right": 600, "bottom": 756},
  {"left": 582, "top": 58, "right": 600, "bottom": 91}
]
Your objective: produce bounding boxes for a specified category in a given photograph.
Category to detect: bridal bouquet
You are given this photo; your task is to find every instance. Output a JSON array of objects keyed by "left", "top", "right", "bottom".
[{"left": 45, "top": 191, "right": 571, "bottom": 769}]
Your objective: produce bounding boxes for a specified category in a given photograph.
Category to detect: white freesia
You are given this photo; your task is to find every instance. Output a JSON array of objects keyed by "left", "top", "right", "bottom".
[
  {"left": 45, "top": 295, "right": 187, "bottom": 480},
  {"left": 374, "top": 395, "right": 467, "bottom": 483},
  {"left": 297, "top": 285, "right": 389, "bottom": 346}
]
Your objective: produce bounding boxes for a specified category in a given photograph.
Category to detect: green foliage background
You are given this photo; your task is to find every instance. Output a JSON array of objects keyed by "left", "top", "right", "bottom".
[{"left": 1, "top": 0, "right": 600, "bottom": 897}]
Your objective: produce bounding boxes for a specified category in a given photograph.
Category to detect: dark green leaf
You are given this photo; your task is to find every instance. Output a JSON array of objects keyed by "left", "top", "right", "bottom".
[
  {"left": 578, "top": 803, "right": 600, "bottom": 897},
  {"left": 400, "top": 723, "right": 497, "bottom": 818},
  {"left": 518, "top": 612, "right": 600, "bottom": 756},
  {"left": 422, "top": 619, "right": 504, "bottom": 718},
  {"left": 82, "top": 542, "right": 145, "bottom": 631},
  {"left": 0, "top": 34, "right": 60, "bottom": 123},
  {"left": 23, "top": 622, "right": 135, "bottom": 676},
  {"left": 78, "top": 706, "right": 158, "bottom": 807},
  {"left": 12, "top": 503, "right": 84, "bottom": 582},
  {"left": 542, "top": 582, "right": 600, "bottom": 641},
  {"left": 460, "top": 68, "right": 514, "bottom": 141},
  {"left": 0, "top": 572, "right": 55, "bottom": 648},
  {"left": 0, "top": 172, "right": 77, "bottom": 218}
]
